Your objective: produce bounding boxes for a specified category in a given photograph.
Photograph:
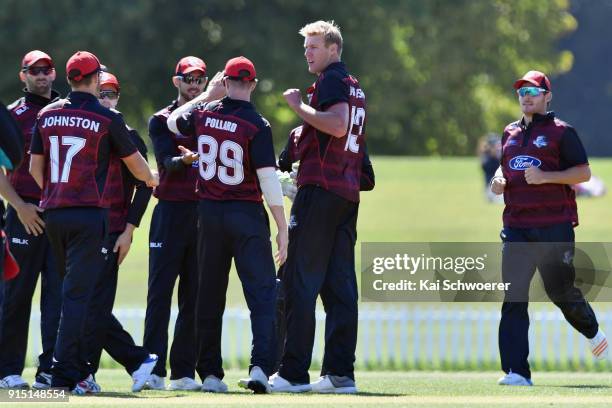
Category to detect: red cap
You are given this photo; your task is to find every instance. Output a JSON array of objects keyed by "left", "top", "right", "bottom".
[
  {"left": 99, "top": 72, "right": 120, "bottom": 92},
  {"left": 22, "top": 50, "right": 53, "bottom": 69},
  {"left": 66, "top": 51, "right": 101, "bottom": 82},
  {"left": 224, "top": 56, "right": 256, "bottom": 81},
  {"left": 513, "top": 70, "right": 551, "bottom": 91},
  {"left": 175, "top": 56, "right": 206, "bottom": 75}
]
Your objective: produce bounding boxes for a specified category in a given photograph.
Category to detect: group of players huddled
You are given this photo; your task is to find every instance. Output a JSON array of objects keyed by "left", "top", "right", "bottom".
[{"left": 0, "top": 20, "right": 374, "bottom": 395}]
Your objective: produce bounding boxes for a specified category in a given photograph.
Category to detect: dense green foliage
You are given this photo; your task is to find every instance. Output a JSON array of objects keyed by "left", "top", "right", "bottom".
[{"left": 0, "top": 0, "right": 575, "bottom": 154}]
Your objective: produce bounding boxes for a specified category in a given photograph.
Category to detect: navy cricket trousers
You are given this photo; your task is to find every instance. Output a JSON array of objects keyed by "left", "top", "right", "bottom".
[
  {"left": 144, "top": 200, "right": 198, "bottom": 379},
  {"left": 499, "top": 222, "right": 599, "bottom": 380},
  {"left": 279, "top": 185, "right": 359, "bottom": 384},
  {"left": 44, "top": 207, "right": 108, "bottom": 389},
  {"left": 0, "top": 200, "right": 61, "bottom": 378},
  {"left": 195, "top": 200, "right": 277, "bottom": 381},
  {"left": 86, "top": 232, "right": 149, "bottom": 375}
]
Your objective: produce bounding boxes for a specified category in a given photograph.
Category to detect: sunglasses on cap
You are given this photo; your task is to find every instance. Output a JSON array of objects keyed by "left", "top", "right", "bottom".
[
  {"left": 23, "top": 66, "right": 54, "bottom": 76},
  {"left": 178, "top": 74, "right": 206, "bottom": 85},
  {"left": 517, "top": 87, "right": 548, "bottom": 97},
  {"left": 99, "top": 90, "right": 119, "bottom": 99}
]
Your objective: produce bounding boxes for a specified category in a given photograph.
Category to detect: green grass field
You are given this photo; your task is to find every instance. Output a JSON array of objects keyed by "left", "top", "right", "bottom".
[
  {"left": 3, "top": 368, "right": 612, "bottom": 407},
  {"left": 112, "top": 156, "right": 612, "bottom": 306}
]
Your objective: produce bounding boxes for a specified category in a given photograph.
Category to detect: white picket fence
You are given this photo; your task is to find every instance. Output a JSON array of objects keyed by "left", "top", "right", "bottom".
[{"left": 25, "top": 305, "right": 612, "bottom": 370}]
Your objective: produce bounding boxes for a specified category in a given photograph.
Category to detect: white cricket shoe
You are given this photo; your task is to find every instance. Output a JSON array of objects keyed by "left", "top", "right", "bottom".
[
  {"left": 201, "top": 375, "right": 228, "bottom": 393},
  {"left": 32, "top": 372, "right": 52, "bottom": 389},
  {"left": 310, "top": 375, "right": 357, "bottom": 394},
  {"left": 238, "top": 366, "right": 270, "bottom": 394},
  {"left": 268, "top": 372, "right": 311, "bottom": 393},
  {"left": 143, "top": 374, "right": 165, "bottom": 390},
  {"left": 0, "top": 375, "right": 29, "bottom": 389},
  {"left": 497, "top": 371, "right": 533, "bottom": 386},
  {"left": 589, "top": 330, "right": 609, "bottom": 360},
  {"left": 73, "top": 374, "right": 101, "bottom": 394},
  {"left": 132, "top": 354, "right": 158, "bottom": 392},
  {"left": 168, "top": 377, "right": 201, "bottom": 391}
]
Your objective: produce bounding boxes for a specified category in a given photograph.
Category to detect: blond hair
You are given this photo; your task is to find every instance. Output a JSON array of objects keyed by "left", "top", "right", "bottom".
[{"left": 299, "top": 20, "right": 343, "bottom": 56}]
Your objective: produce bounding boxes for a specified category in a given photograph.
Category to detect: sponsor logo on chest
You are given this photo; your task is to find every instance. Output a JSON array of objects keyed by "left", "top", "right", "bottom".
[
  {"left": 11, "top": 237, "right": 28, "bottom": 245},
  {"left": 509, "top": 155, "right": 542, "bottom": 171},
  {"left": 533, "top": 135, "right": 548, "bottom": 148}
]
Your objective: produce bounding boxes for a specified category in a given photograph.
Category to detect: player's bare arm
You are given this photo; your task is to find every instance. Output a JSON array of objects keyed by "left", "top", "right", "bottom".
[
  {"left": 0, "top": 168, "right": 45, "bottom": 235},
  {"left": 121, "top": 151, "right": 159, "bottom": 187},
  {"left": 283, "top": 88, "right": 349, "bottom": 138},
  {"left": 114, "top": 223, "right": 136, "bottom": 265},
  {"left": 524, "top": 164, "right": 590, "bottom": 185},
  {"left": 167, "top": 71, "right": 226, "bottom": 134},
  {"left": 490, "top": 166, "right": 506, "bottom": 195},
  {"left": 256, "top": 166, "right": 288, "bottom": 265}
]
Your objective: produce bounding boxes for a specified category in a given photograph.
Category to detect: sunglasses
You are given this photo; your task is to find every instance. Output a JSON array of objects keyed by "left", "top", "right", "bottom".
[
  {"left": 99, "top": 90, "right": 119, "bottom": 99},
  {"left": 517, "top": 87, "right": 548, "bottom": 97},
  {"left": 23, "top": 66, "right": 54, "bottom": 76},
  {"left": 178, "top": 75, "right": 206, "bottom": 85}
]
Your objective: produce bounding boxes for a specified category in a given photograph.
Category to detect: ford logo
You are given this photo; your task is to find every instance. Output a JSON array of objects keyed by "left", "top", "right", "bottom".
[{"left": 509, "top": 155, "right": 541, "bottom": 171}]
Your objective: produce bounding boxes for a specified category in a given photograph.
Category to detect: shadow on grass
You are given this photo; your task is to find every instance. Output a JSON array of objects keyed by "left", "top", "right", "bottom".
[
  {"left": 548, "top": 385, "right": 611, "bottom": 389},
  {"left": 94, "top": 391, "right": 249, "bottom": 398},
  {"left": 354, "top": 391, "right": 405, "bottom": 397}
]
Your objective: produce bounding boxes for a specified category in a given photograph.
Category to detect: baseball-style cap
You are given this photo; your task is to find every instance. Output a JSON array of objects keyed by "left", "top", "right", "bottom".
[
  {"left": 513, "top": 70, "right": 551, "bottom": 91},
  {"left": 175, "top": 56, "right": 207, "bottom": 76},
  {"left": 22, "top": 50, "right": 53, "bottom": 69},
  {"left": 66, "top": 51, "right": 101, "bottom": 82},
  {"left": 224, "top": 56, "right": 256, "bottom": 81},
  {"left": 99, "top": 72, "right": 120, "bottom": 91}
]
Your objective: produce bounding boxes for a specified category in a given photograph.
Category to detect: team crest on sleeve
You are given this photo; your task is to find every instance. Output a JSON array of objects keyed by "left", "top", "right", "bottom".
[
  {"left": 506, "top": 139, "right": 518, "bottom": 146},
  {"left": 509, "top": 155, "right": 542, "bottom": 171},
  {"left": 533, "top": 136, "right": 548, "bottom": 148}
]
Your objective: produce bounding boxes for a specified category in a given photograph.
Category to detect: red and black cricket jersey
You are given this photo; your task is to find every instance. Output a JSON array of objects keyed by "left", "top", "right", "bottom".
[
  {"left": 6, "top": 90, "right": 60, "bottom": 200},
  {"left": 106, "top": 123, "right": 152, "bottom": 234},
  {"left": 149, "top": 101, "right": 199, "bottom": 202},
  {"left": 286, "top": 62, "right": 366, "bottom": 203},
  {"left": 501, "top": 112, "right": 588, "bottom": 228},
  {"left": 30, "top": 92, "right": 138, "bottom": 209},
  {"left": 175, "top": 97, "right": 276, "bottom": 202}
]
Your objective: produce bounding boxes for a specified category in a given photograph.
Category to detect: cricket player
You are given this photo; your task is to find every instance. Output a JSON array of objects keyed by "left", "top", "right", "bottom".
[
  {"left": 29, "top": 51, "right": 158, "bottom": 393},
  {"left": 144, "top": 56, "right": 222, "bottom": 390},
  {"left": 272, "top": 20, "right": 371, "bottom": 394},
  {"left": 491, "top": 70, "right": 607, "bottom": 386},
  {"left": 167, "top": 56, "right": 287, "bottom": 394},
  {"left": 81, "top": 71, "right": 157, "bottom": 394},
  {"left": 0, "top": 100, "right": 25, "bottom": 341},
  {"left": 0, "top": 50, "right": 62, "bottom": 390}
]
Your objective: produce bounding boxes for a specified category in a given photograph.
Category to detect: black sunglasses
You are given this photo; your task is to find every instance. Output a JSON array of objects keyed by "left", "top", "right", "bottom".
[
  {"left": 178, "top": 75, "right": 206, "bottom": 85},
  {"left": 99, "top": 90, "right": 119, "bottom": 99},
  {"left": 23, "top": 66, "right": 54, "bottom": 76}
]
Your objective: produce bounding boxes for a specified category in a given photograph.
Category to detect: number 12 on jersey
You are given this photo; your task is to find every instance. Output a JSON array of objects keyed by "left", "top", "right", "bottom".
[
  {"left": 49, "top": 136, "right": 86, "bottom": 183},
  {"left": 198, "top": 134, "right": 245, "bottom": 185}
]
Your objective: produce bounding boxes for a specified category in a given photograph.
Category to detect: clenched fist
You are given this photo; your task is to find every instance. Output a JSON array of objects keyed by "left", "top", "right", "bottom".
[{"left": 283, "top": 88, "right": 303, "bottom": 110}]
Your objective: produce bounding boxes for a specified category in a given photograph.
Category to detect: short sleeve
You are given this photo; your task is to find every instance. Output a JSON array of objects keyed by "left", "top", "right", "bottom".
[
  {"left": 559, "top": 127, "right": 588, "bottom": 169},
  {"left": 175, "top": 109, "right": 196, "bottom": 137},
  {"left": 108, "top": 115, "right": 138, "bottom": 158},
  {"left": 249, "top": 118, "right": 276, "bottom": 169},
  {"left": 315, "top": 72, "right": 349, "bottom": 111},
  {"left": 30, "top": 120, "right": 44, "bottom": 154}
]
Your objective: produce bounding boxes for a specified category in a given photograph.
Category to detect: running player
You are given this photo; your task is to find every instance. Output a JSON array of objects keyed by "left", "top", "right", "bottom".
[
  {"left": 29, "top": 51, "right": 158, "bottom": 393},
  {"left": 492, "top": 70, "right": 607, "bottom": 386},
  {"left": 272, "top": 20, "right": 369, "bottom": 394},
  {"left": 0, "top": 50, "right": 62, "bottom": 390},
  {"left": 167, "top": 56, "right": 287, "bottom": 394}
]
